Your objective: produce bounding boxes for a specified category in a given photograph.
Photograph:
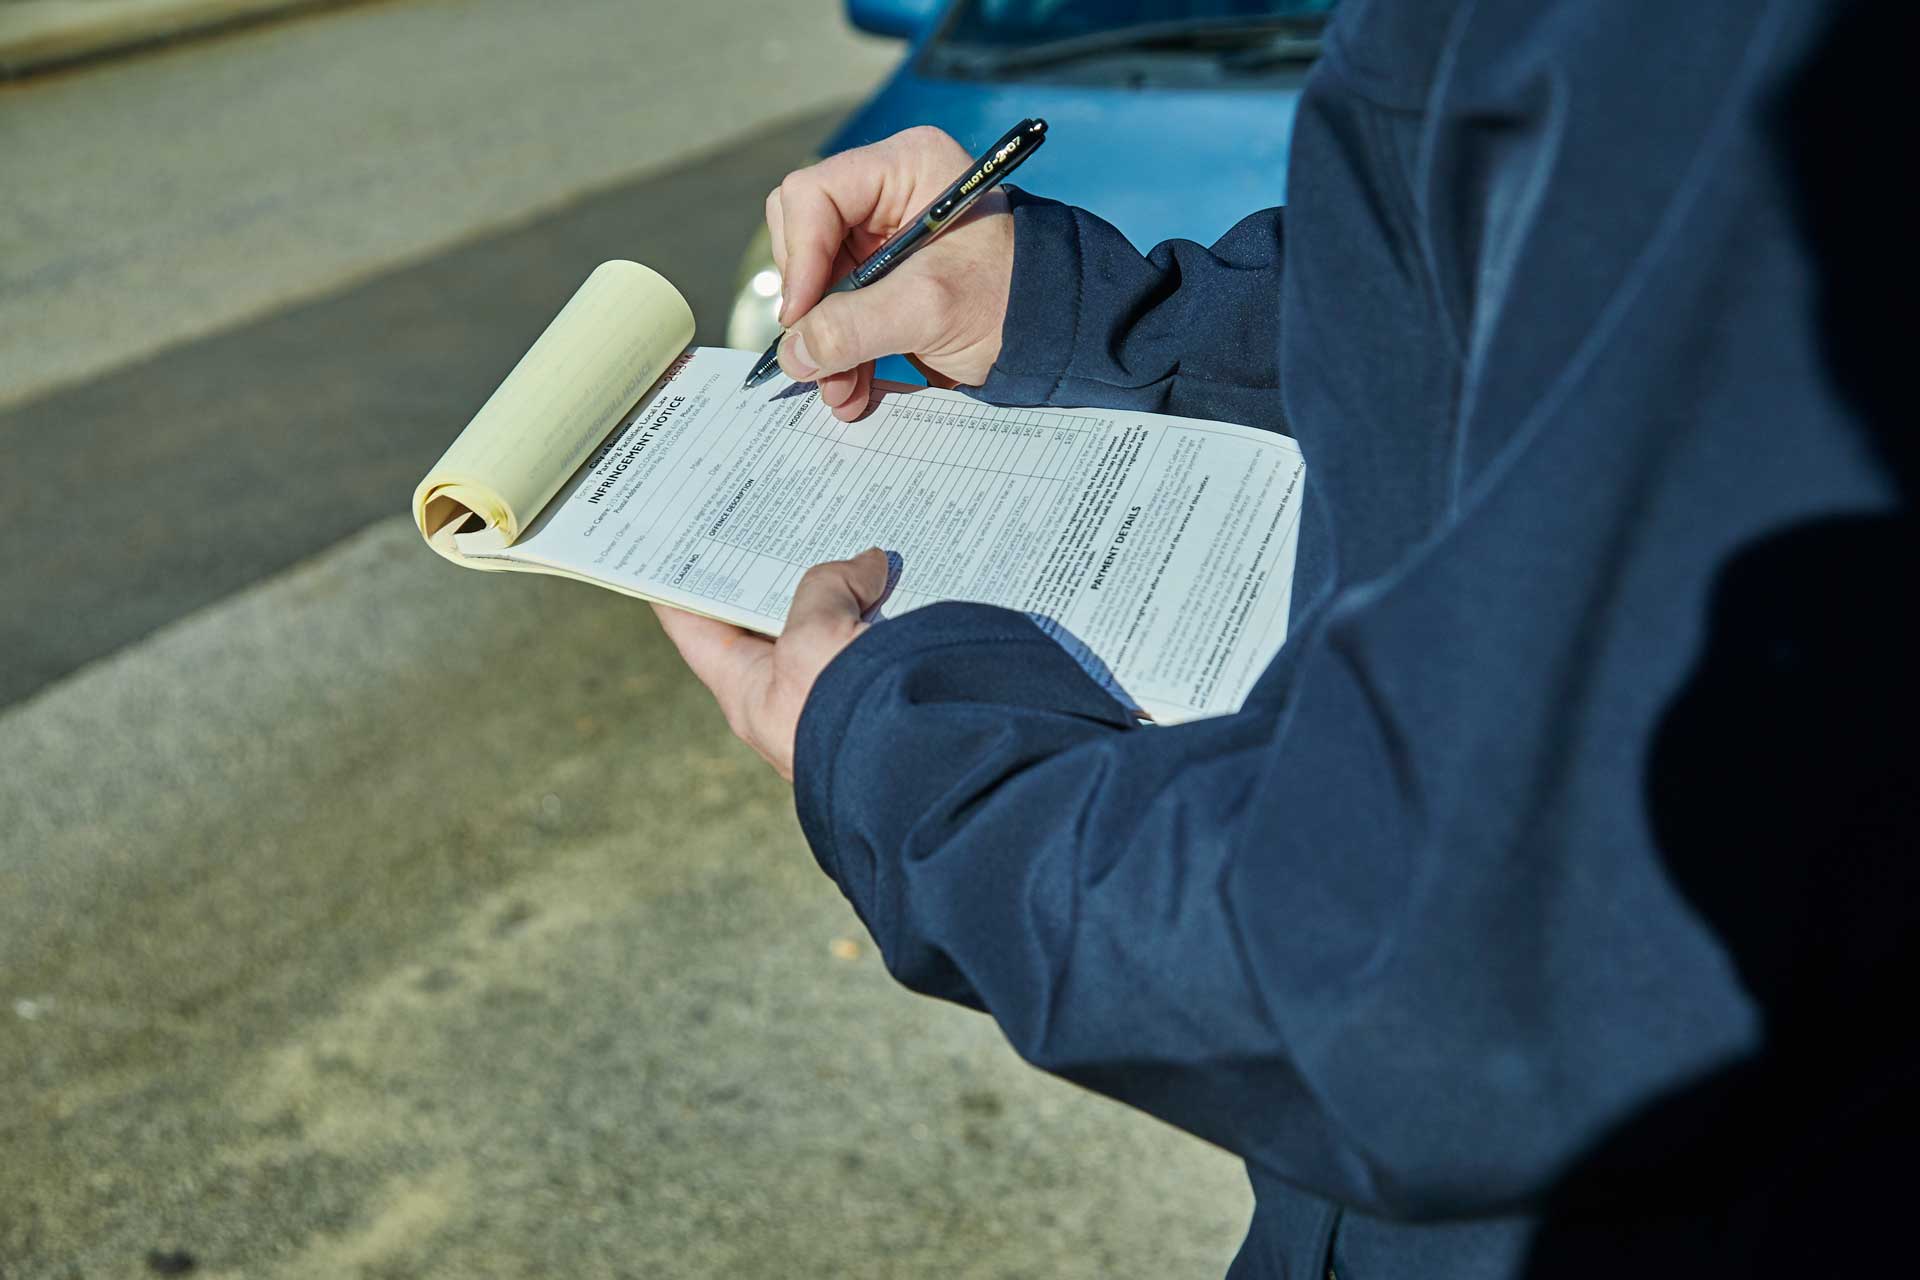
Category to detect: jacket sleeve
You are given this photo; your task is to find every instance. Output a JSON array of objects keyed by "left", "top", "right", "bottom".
[
  {"left": 793, "top": 586, "right": 1754, "bottom": 1222},
  {"left": 791, "top": 22, "right": 1775, "bottom": 1219},
  {"left": 968, "top": 189, "right": 1291, "bottom": 433},
  {"left": 791, "top": 167, "right": 1759, "bottom": 1211}
]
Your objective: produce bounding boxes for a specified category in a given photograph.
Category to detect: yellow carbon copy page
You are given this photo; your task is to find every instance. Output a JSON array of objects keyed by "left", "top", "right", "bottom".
[{"left": 412, "top": 260, "right": 695, "bottom": 561}]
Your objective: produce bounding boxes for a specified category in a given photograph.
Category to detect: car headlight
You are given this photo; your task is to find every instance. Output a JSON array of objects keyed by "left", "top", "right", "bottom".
[
  {"left": 725, "top": 224, "right": 784, "bottom": 352},
  {"left": 722, "top": 219, "right": 924, "bottom": 386}
]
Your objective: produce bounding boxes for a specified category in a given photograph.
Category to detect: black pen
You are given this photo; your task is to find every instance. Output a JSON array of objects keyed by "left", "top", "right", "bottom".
[{"left": 741, "top": 117, "right": 1049, "bottom": 391}]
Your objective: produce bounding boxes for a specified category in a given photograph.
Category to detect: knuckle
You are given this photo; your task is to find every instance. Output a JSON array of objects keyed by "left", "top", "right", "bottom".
[
  {"left": 900, "top": 123, "right": 950, "bottom": 150},
  {"left": 776, "top": 171, "right": 811, "bottom": 210},
  {"left": 803, "top": 310, "right": 853, "bottom": 369},
  {"left": 797, "top": 561, "right": 839, "bottom": 591},
  {"left": 903, "top": 124, "right": 966, "bottom": 166},
  {"left": 839, "top": 134, "right": 893, "bottom": 168},
  {"left": 780, "top": 164, "right": 826, "bottom": 198}
]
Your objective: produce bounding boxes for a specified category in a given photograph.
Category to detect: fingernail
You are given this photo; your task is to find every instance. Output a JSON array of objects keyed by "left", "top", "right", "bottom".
[
  {"left": 860, "top": 549, "right": 903, "bottom": 626},
  {"left": 782, "top": 332, "right": 818, "bottom": 380}
]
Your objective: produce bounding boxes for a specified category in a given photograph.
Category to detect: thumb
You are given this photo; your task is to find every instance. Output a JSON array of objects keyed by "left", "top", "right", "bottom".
[
  {"left": 784, "top": 547, "right": 893, "bottom": 637},
  {"left": 780, "top": 271, "right": 946, "bottom": 381}
]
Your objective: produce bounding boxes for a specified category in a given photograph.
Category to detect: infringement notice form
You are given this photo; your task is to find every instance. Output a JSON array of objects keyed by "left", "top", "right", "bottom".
[{"left": 488, "top": 346, "right": 1305, "bottom": 723}]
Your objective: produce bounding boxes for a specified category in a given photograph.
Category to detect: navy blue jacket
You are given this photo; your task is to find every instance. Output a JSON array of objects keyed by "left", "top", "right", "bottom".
[{"left": 794, "top": 2, "right": 1914, "bottom": 1275}]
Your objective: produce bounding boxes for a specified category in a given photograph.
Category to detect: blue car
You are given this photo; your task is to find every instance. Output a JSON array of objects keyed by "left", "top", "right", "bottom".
[{"left": 724, "top": 0, "right": 1337, "bottom": 369}]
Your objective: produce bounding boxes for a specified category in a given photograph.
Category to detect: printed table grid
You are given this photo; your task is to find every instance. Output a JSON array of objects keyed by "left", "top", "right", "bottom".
[{"left": 688, "top": 392, "right": 1106, "bottom": 619}]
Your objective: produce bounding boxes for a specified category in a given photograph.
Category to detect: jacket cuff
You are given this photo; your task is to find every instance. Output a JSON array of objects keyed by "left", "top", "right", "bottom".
[
  {"left": 792, "top": 601, "right": 1134, "bottom": 894},
  {"left": 967, "top": 188, "right": 1082, "bottom": 407}
]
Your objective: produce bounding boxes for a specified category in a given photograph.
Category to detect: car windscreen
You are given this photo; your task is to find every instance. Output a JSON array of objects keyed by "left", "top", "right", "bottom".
[
  {"left": 938, "top": 0, "right": 1337, "bottom": 48},
  {"left": 924, "top": 0, "right": 1337, "bottom": 80}
]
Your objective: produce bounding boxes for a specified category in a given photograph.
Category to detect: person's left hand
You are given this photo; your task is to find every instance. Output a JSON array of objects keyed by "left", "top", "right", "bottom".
[{"left": 652, "top": 548, "right": 891, "bottom": 780}]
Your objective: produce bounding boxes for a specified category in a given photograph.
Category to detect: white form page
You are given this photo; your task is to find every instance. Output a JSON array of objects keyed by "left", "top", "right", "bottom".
[{"left": 492, "top": 347, "right": 1305, "bottom": 722}]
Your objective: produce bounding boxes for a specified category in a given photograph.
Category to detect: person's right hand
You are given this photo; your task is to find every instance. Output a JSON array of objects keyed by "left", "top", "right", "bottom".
[{"left": 768, "top": 126, "right": 1015, "bottom": 421}]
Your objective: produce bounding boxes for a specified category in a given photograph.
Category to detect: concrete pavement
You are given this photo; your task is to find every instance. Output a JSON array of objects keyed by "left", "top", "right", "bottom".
[
  {"left": 0, "top": 2, "right": 1253, "bottom": 1274},
  {"left": 0, "top": 1, "right": 343, "bottom": 78},
  {"left": 0, "top": 0, "right": 898, "bottom": 411},
  {"left": 0, "top": 517, "right": 1251, "bottom": 1277},
  {"left": 0, "top": 105, "right": 842, "bottom": 708}
]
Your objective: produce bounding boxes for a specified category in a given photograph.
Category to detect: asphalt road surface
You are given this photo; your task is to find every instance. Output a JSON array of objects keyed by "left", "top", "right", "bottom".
[
  {"left": 0, "top": 108, "right": 844, "bottom": 709},
  {"left": 0, "top": 0, "right": 901, "bottom": 410},
  {"left": 0, "top": 3, "right": 1251, "bottom": 1276}
]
